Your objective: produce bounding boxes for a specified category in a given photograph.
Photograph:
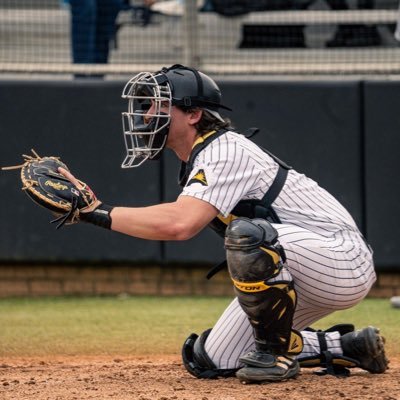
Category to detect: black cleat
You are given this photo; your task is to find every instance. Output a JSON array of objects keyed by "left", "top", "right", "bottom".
[
  {"left": 237, "top": 352, "right": 300, "bottom": 383},
  {"left": 341, "top": 326, "right": 389, "bottom": 373}
]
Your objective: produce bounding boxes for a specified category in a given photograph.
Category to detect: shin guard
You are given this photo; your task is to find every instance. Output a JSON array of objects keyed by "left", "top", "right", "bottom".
[{"left": 225, "top": 217, "right": 303, "bottom": 355}]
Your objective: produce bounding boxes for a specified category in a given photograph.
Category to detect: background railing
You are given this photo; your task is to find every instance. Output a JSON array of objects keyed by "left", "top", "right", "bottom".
[{"left": 0, "top": 0, "right": 399, "bottom": 77}]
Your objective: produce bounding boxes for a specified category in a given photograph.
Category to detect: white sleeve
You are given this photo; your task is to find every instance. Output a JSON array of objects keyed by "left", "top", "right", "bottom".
[{"left": 180, "top": 139, "right": 262, "bottom": 217}]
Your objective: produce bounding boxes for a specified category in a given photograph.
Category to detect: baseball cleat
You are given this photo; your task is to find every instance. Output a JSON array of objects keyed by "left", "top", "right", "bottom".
[
  {"left": 341, "top": 326, "right": 389, "bottom": 373},
  {"left": 236, "top": 353, "right": 300, "bottom": 383}
]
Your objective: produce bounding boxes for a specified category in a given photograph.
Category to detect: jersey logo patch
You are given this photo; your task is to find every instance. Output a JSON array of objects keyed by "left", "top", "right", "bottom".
[{"left": 187, "top": 169, "right": 208, "bottom": 186}]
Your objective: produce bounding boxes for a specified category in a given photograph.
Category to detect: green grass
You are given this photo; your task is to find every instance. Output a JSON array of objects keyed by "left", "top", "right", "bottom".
[{"left": 0, "top": 296, "right": 398, "bottom": 357}]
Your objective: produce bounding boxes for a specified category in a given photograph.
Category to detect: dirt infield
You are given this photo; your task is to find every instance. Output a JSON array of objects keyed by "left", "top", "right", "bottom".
[{"left": 0, "top": 355, "right": 399, "bottom": 400}]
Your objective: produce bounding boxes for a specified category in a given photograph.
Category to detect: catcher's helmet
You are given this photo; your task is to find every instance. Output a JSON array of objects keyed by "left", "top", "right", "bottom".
[{"left": 121, "top": 64, "right": 231, "bottom": 168}]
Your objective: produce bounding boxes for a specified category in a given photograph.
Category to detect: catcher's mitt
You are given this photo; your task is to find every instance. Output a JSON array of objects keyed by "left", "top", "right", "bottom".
[{"left": 2, "top": 149, "right": 99, "bottom": 229}]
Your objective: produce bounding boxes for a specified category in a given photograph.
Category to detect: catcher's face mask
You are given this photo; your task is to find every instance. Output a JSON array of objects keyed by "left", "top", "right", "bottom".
[
  {"left": 121, "top": 64, "right": 231, "bottom": 168},
  {"left": 121, "top": 71, "right": 172, "bottom": 168}
]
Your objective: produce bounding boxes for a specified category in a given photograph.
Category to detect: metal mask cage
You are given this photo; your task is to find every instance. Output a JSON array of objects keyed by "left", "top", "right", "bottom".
[{"left": 121, "top": 71, "right": 172, "bottom": 168}]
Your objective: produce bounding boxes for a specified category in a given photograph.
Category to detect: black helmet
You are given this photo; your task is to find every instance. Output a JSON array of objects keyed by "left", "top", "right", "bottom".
[{"left": 157, "top": 64, "right": 231, "bottom": 114}]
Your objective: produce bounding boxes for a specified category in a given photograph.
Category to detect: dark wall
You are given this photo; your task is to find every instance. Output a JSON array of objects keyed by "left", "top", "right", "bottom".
[
  {"left": 0, "top": 81, "right": 161, "bottom": 263},
  {"left": 364, "top": 81, "right": 400, "bottom": 269},
  {"left": 0, "top": 79, "right": 398, "bottom": 269}
]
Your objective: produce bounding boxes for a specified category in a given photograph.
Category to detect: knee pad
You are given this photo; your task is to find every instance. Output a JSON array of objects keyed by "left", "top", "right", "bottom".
[
  {"left": 225, "top": 217, "right": 302, "bottom": 355},
  {"left": 225, "top": 217, "right": 285, "bottom": 282},
  {"left": 181, "top": 329, "right": 237, "bottom": 379}
]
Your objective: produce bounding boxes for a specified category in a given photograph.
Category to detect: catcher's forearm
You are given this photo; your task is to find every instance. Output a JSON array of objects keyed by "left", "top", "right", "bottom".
[
  {"left": 80, "top": 203, "right": 114, "bottom": 229},
  {"left": 110, "top": 205, "right": 187, "bottom": 240},
  {"left": 109, "top": 197, "right": 217, "bottom": 241}
]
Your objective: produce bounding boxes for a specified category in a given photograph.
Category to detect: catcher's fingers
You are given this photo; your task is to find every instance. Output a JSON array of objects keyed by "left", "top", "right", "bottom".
[
  {"left": 58, "top": 167, "right": 83, "bottom": 190},
  {"left": 58, "top": 167, "right": 101, "bottom": 212}
]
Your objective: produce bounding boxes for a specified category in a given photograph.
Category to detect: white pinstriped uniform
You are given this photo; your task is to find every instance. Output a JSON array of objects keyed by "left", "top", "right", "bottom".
[{"left": 180, "top": 131, "right": 376, "bottom": 370}]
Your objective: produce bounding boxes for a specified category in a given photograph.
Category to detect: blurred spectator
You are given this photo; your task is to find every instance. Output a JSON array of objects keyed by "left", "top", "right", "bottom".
[
  {"left": 151, "top": 0, "right": 204, "bottom": 16},
  {"left": 69, "top": 0, "right": 125, "bottom": 72},
  {"left": 325, "top": 0, "right": 382, "bottom": 47},
  {"left": 136, "top": 0, "right": 158, "bottom": 26},
  {"left": 395, "top": 1, "right": 400, "bottom": 42}
]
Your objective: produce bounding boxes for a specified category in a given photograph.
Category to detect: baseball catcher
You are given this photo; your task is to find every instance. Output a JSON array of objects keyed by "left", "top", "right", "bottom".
[{"left": 3, "top": 64, "right": 389, "bottom": 383}]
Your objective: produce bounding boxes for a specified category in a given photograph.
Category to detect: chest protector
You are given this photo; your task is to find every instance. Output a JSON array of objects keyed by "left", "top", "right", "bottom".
[{"left": 178, "top": 129, "right": 292, "bottom": 237}]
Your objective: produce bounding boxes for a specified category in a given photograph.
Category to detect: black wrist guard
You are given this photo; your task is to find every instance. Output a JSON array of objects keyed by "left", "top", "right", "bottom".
[{"left": 80, "top": 203, "right": 114, "bottom": 229}]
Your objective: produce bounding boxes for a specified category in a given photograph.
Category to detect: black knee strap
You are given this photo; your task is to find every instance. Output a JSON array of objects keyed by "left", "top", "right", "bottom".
[{"left": 181, "top": 329, "right": 237, "bottom": 379}]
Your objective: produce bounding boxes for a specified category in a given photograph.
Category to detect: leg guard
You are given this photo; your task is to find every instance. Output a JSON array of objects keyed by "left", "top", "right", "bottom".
[
  {"left": 299, "top": 324, "right": 389, "bottom": 376},
  {"left": 225, "top": 217, "right": 303, "bottom": 356},
  {"left": 181, "top": 329, "right": 237, "bottom": 379}
]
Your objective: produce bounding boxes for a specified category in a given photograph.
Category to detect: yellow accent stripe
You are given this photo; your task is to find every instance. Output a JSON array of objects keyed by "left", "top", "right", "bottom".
[
  {"left": 333, "top": 359, "right": 357, "bottom": 367},
  {"left": 272, "top": 283, "right": 289, "bottom": 290},
  {"left": 272, "top": 299, "right": 282, "bottom": 310},
  {"left": 259, "top": 246, "right": 280, "bottom": 265},
  {"left": 278, "top": 306, "right": 287, "bottom": 320},
  {"left": 232, "top": 278, "right": 272, "bottom": 293},
  {"left": 192, "top": 130, "right": 217, "bottom": 149},
  {"left": 289, "top": 331, "right": 304, "bottom": 354},
  {"left": 232, "top": 280, "right": 290, "bottom": 294},
  {"left": 216, "top": 213, "right": 237, "bottom": 225},
  {"left": 300, "top": 358, "right": 356, "bottom": 368},
  {"left": 287, "top": 288, "right": 297, "bottom": 304}
]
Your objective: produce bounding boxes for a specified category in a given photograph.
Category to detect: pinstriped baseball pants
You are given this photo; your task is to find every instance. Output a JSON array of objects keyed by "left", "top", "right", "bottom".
[{"left": 204, "top": 224, "right": 376, "bottom": 369}]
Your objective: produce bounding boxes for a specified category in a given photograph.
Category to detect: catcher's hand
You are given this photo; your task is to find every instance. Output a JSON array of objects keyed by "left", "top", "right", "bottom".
[{"left": 2, "top": 149, "right": 110, "bottom": 229}]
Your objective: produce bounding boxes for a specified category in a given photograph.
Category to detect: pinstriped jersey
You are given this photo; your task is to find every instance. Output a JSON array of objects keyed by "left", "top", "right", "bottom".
[{"left": 180, "top": 130, "right": 361, "bottom": 239}]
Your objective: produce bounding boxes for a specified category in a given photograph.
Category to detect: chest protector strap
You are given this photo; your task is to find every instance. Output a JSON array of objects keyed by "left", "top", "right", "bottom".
[{"left": 179, "top": 128, "right": 291, "bottom": 225}]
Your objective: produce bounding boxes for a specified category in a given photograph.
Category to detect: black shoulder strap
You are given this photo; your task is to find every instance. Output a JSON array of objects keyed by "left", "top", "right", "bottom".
[
  {"left": 261, "top": 146, "right": 292, "bottom": 170},
  {"left": 260, "top": 165, "right": 288, "bottom": 210}
]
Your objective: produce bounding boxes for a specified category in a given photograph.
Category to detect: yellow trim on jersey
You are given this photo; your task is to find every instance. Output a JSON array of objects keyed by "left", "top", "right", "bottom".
[
  {"left": 216, "top": 213, "right": 237, "bottom": 225},
  {"left": 192, "top": 130, "right": 217, "bottom": 149}
]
